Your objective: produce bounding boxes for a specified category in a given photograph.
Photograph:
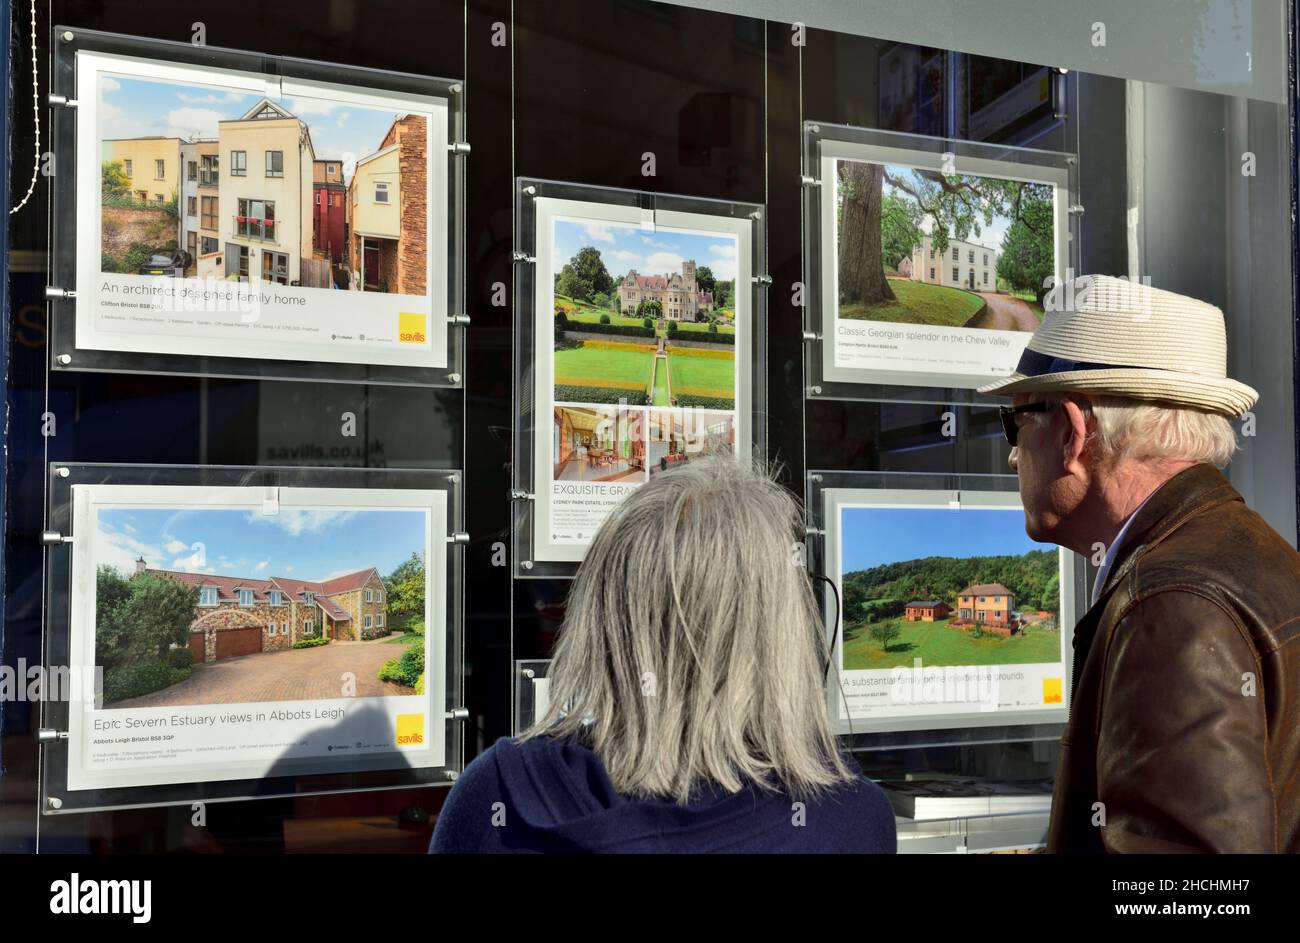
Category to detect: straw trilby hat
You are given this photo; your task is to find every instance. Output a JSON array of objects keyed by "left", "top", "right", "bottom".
[{"left": 977, "top": 274, "right": 1258, "bottom": 416}]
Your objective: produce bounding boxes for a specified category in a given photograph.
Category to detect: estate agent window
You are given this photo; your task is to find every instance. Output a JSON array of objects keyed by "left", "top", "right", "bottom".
[
  {"left": 230, "top": 150, "right": 247, "bottom": 176},
  {"left": 265, "top": 150, "right": 284, "bottom": 178}
]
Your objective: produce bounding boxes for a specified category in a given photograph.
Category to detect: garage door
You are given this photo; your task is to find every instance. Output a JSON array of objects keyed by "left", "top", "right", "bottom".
[{"left": 214, "top": 626, "right": 263, "bottom": 660}]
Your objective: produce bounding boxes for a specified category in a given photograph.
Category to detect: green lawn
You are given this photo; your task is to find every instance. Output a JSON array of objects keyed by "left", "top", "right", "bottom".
[
  {"left": 383, "top": 632, "right": 423, "bottom": 646},
  {"left": 842, "top": 615, "right": 1061, "bottom": 670},
  {"left": 674, "top": 320, "right": 735, "bottom": 336},
  {"left": 666, "top": 353, "right": 734, "bottom": 400},
  {"left": 555, "top": 344, "right": 654, "bottom": 391},
  {"left": 839, "top": 279, "right": 986, "bottom": 327},
  {"left": 651, "top": 358, "right": 670, "bottom": 406}
]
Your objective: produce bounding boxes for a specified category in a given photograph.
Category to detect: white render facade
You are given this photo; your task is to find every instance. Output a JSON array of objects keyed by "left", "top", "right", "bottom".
[
  {"left": 910, "top": 235, "right": 999, "bottom": 292},
  {"left": 217, "top": 99, "right": 315, "bottom": 286}
]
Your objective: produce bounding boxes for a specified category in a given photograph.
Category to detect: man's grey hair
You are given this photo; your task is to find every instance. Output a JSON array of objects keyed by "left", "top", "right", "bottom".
[
  {"left": 521, "top": 456, "right": 856, "bottom": 803},
  {"left": 1028, "top": 392, "right": 1238, "bottom": 467}
]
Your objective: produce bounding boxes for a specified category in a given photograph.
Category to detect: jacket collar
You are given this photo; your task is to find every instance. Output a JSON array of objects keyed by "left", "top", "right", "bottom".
[{"left": 1092, "top": 462, "right": 1241, "bottom": 605}]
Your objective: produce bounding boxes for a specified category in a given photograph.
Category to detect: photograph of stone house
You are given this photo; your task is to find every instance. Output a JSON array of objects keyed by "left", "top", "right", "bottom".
[
  {"left": 617, "top": 259, "right": 713, "bottom": 322},
  {"left": 93, "top": 504, "right": 429, "bottom": 709},
  {"left": 346, "top": 114, "right": 428, "bottom": 294},
  {"left": 132, "top": 558, "right": 390, "bottom": 662}
]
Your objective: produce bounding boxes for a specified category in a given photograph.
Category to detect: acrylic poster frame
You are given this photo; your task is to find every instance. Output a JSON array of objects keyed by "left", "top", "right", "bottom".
[
  {"left": 512, "top": 659, "right": 552, "bottom": 735},
  {"left": 39, "top": 463, "right": 465, "bottom": 815},
  {"left": 803, "top": 123, "right": 1078, "bottom": 403},
  {"left": 807, "top": 470, "right": 1083, "bottom": 749},
  {"left": 512, "top": 178, "right": 767, "bottom": 578},
  {"left": 49, "top": 26, "right": 465, "bottom": 388}
]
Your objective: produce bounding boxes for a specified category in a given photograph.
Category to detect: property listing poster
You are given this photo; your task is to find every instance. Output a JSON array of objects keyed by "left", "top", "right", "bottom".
[
  {"left": 830, "top": 496, "right": 1070, "bottom": 729},
  {"left": 65, "top": 484, "right": 446, "bottom": 791},
  {"left": 75, "top": 51, "right": 449, "bottom": 369},
  {"left": 532, "top": 197, "right": 752, "bottom": 562},
  {"left": 819, "top": 142, "right": 1067, "bottom": 388}
]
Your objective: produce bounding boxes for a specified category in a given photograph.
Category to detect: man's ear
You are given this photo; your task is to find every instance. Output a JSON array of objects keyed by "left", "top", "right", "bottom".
[{"left": 1059, "top": 398, "right": 1091, "bottom": 474}]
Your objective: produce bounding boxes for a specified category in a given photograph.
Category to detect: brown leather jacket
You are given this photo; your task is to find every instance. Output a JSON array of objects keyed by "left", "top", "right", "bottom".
[{"left": 1047, "top": 463, "right": 1300, "bottom": 853}]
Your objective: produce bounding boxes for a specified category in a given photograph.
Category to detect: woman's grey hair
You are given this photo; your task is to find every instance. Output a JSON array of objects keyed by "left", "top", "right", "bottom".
[
  {"left": 1028, "top": 392, "right": 1238, "bottom": 468},
  {"left": 521, "top": 455, "right": 856, "bottom": 803}
]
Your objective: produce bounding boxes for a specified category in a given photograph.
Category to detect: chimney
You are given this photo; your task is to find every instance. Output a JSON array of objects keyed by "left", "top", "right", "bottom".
[{"left": 134, "top": 556, "right": 147, "bottom": 575}]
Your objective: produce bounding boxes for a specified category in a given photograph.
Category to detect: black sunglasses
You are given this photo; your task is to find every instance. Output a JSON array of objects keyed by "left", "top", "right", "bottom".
[{"left": 998, "top": 402, "right": 1049, "bottom": 447}]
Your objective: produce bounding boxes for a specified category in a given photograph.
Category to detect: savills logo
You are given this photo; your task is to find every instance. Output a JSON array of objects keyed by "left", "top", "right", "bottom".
[
  {"left": 398, "top": 312, "right": 426, "bottom": 344},
  {"left": 396, "top": 713, "right": 424, "bottom": 746}
]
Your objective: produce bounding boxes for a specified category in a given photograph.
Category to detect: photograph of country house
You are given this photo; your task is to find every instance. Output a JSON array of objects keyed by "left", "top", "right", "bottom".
[
  {"left": 551, "top": 219, "right": 738, "bottom": 410},
  {"left": 647, "top": 408, "right": 736, "bottom": 478},
  {"left": 836, "top": 158, "right": 1055, "bottom": 331},
  {"left": 99, "top": 73, "right": 428, "bottom": 294},
  {"left": 553, "top": 406, "right": 646, "bottom": 483},
  {"left": 92, "top": 506, "right": 429, "bottom": 709},
  {"left": 839, "top": 505, "right": 1062, "bottom": 670}
]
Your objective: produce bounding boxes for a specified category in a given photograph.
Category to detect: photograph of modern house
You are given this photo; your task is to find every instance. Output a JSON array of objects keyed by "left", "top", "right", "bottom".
[
  {"left": 553, "top": 406, "right": 645, "bottom": 483},
  {"left": 313, "top": 158, "right": 348, "bottom": 267},
  {"left": 617, "top": 259, "right": 714, "bottom": 322},
  {"left": 98, "top": 75, "right": 429, "bottom": 294},
  {"left": 346, "top": 114, "right": 428, "bottom": 294},
  {"left": 217, "top": 98, "right": 317, "bottom": 286}
]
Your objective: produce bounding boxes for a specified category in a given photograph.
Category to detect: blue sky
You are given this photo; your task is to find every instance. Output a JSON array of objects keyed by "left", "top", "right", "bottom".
[
  {"left": 98, "top": 74, "right": 399, "bottom": 182},
  {"left": 553, "top": 218, "right": 739, "bottom": 283},
  {"left": 879, "top": 164, "right": 1010, "bottom": 253},
  {"left": 95, "top": 507, "right": 426, "bottom": 582},
  {"left": 840, "top": 505, "right": 1042, "bottom": 571}
]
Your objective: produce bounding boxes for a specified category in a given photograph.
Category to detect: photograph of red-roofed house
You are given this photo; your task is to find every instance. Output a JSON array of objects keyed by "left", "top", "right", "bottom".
[{"left": 92, "top": 504, "right": 430, "bottom": 709}]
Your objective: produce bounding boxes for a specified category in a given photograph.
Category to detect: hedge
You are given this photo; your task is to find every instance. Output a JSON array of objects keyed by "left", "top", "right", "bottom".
[
  {"left": 672, "top": 331, "right": 734, "bottom": 346},
  {"left": 558, "top": 319, "right": 655, "bottom": 339},
  {"left": 104, "top": 661, "right": 191, "bottom": 703},
  {"left": 674, "top": 394, "right": 736, "bottom": 410},
  {"left": 166, "top": 647, "right": 194, "bottom": 669},
  {"left": 379, "top": 638, "right": 425, "bottom": 688},
  {"left": 292, "top": 637, "right": 330, "bottom": 649},
  {"left": 554, "top": 384, "right": 648, "bottom": 405}
]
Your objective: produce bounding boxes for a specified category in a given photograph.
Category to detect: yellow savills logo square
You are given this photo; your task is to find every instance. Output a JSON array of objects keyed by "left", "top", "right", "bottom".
[
  {"left": 398, "top": 312, "right": 427, "bottom": 344},
  {"left": 1042, "top": 677, "right": 1063, "bottom": 704},
  {"left": 395, "top": 713, "right": 425, "bottom": 747}
]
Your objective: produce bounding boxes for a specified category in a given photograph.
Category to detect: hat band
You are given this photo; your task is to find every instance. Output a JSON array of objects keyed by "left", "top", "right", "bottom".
[{"left": 1014, "top": 347, "right": 1160, "bottom": 378}]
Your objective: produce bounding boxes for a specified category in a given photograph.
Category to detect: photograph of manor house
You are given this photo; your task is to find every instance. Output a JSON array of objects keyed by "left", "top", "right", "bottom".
[
  {"left": 92, "top": 506, "right": 429, "bottom": 709},
  {"left": 838, "top": 505, "right": 1062, "bottom": 671},
  {"left": 99, "top": 74, "right": 428, "bottom": 295},
  {"left": 836, "top": 158, "right": 1055, "bottom": 332},
  {"left": 551, "top": 219, "right": 738, "bottom": 411}
]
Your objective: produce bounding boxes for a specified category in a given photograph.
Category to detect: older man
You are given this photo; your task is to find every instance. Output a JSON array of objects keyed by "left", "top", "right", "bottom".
[{"left": 979, "top": 274, "right": 1300, "bottom": 854}]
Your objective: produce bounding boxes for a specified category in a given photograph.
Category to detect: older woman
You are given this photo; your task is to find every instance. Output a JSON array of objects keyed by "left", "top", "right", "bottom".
[{"left": 431, "top": 457, "right": 896, "bottom": 853}]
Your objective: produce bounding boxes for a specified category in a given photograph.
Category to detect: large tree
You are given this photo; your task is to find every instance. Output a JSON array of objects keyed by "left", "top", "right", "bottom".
[
  {"left": 880, "top": 192, "right": 924, "bottom": 273},
  {"left": 996, "top": 193, "right": 1054, "bottom": 302},
  {"left": 384, "top": 552, "right": 427, "bottom": 629},
  {"left": 554, "top": 246, "right": 613, "bottom": 303},
  {"left": 838, "top": 161, "right": 895, "bottom": 305},
  {"left": 101, "top": 160, "right": 130, "bottom": 198},
  {"left": 96, "top": 568, "right": 198, "bottom": 671},
  {"left": 695, "top": 265, "right": 716, "bottom": 296}
]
